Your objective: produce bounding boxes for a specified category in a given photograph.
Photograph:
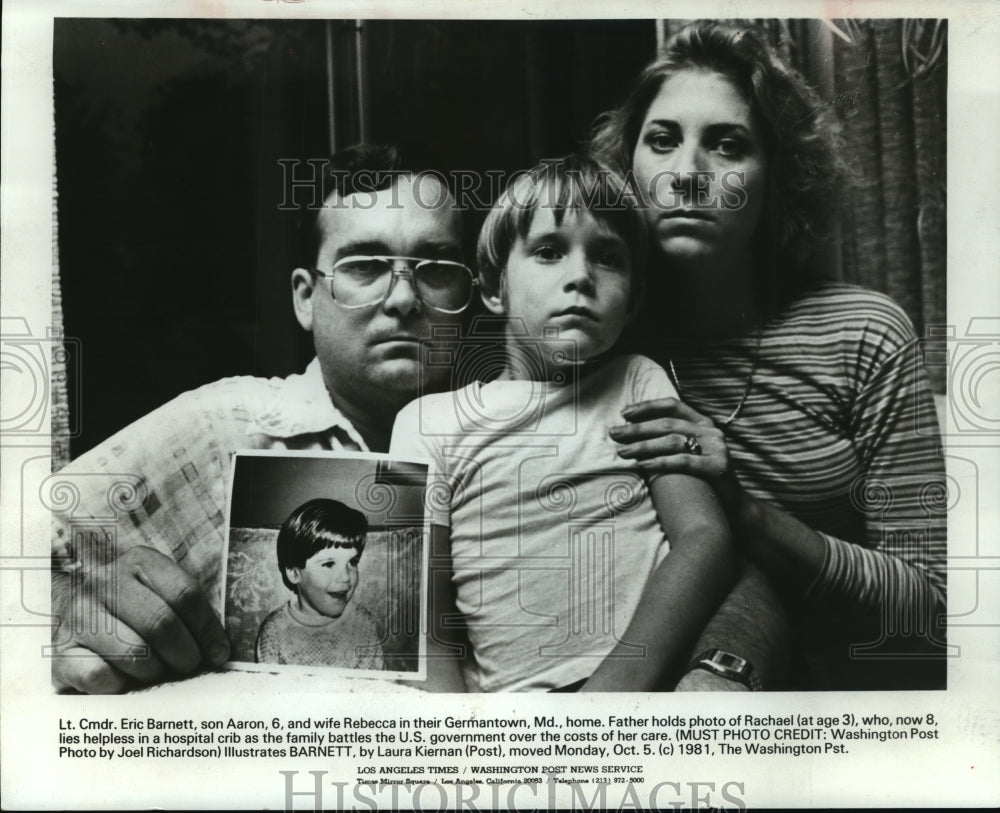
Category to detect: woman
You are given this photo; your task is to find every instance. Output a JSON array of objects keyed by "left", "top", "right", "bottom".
[{"left": 591, "top": 21, "right": 946, "bottom": 689}]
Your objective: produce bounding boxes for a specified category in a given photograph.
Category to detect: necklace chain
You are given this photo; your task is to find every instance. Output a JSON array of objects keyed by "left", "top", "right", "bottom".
[{"left": 667, "top": 327, "right": 762, "bottom": 427}]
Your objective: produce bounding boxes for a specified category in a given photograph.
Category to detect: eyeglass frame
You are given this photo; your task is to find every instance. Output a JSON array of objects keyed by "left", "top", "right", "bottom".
[{"left": 310, "top": 255, "right": 479, "bottom": 314}]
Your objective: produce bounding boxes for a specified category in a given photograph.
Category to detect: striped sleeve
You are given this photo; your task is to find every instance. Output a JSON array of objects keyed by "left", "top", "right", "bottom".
[{"left": 807, "top": 302, "right": 946, "bottom": 626}]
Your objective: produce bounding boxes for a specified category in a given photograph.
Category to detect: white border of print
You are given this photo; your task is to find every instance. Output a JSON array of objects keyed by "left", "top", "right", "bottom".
[{"left": 2, "top": 1, "right": 999, "bottom": 811}]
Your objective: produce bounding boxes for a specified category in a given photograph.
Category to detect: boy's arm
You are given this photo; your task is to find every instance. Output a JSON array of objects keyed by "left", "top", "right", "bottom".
[
  {"left": 581, "top": 473, "right": 736, "bottom": 692},
  {"left": 421, "top": 524, "right": 468, "bottom": 692}
]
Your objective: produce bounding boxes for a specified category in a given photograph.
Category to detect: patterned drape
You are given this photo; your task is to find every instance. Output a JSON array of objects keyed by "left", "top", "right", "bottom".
[
  {"left": 833, "top": 19, "right": 947, "bottom": 394},
  {"left": 659, "top": 19, "right": 947, "bottom": 392}
]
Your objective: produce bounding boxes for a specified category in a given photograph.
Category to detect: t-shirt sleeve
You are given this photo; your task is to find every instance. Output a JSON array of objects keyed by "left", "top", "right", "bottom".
[
  {"left": 388, "top": 398, "right": 428, "bottom": 459},
  {"left": 626, "top": 354, "right": 680, "bottom": 404},
  {"left": 389, "top": 396, "right": 451, "bottom": 528}
]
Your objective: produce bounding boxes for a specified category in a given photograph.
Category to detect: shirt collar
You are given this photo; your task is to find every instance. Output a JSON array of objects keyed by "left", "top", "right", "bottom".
[{"left": 247, "top": 358, "right": 368, "bottom": 449}]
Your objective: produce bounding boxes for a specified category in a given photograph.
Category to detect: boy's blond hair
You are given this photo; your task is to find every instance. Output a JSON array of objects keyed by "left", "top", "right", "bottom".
[{"left": 476, "top": 154, "right": 647, "bottom": 305}]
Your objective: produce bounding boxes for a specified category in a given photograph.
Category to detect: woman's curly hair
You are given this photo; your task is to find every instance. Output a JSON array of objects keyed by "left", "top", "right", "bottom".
[{"left": 588, "top": 21, "right": 849, "bottom": 309}]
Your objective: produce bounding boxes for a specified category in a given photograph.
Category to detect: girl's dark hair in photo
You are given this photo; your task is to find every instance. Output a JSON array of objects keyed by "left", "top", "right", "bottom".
[{"left": 276, "top": 498, "right": 368, "bottom": 592}]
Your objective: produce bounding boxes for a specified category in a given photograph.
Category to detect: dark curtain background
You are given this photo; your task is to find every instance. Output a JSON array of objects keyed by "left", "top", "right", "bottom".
[
  {"left": 833, "top": 19, "right": 947, "bottom": 396},
  {"left": 52, "top": 18, "right": 946, "bottom": 468},
  {"left": 54, "top": 19, "right": 331, "bottom": 464}
]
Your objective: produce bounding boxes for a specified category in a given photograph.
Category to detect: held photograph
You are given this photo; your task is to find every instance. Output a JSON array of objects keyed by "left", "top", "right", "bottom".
[{"left": 221, "top": 452, "right": 428, "bottom": 681}]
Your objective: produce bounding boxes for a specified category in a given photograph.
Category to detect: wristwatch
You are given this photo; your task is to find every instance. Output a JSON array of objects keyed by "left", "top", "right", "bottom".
[{"left": 687, "top": 649, "right": 762, "bottom": 691}]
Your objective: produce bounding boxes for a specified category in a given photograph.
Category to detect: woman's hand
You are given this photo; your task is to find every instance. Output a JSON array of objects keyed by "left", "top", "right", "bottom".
[
  {"left": 612, "top": 398, "right": 828, "bottom": 590},
  {"left": 609, "top": 397, "right": 744, "bottom": 517}
]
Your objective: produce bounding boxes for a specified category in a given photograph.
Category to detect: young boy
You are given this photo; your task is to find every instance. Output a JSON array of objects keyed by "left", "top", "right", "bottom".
[
  {"left": 390, "top": 155, "right": 735, "bottom": 691},
  {"left": 255, "top": 498, "right": 384, "bottom": 670}
]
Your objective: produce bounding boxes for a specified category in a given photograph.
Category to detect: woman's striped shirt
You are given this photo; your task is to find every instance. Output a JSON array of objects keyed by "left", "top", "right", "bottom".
[{"left": 643, "top": 284, "right": 946, "bottom": 689}]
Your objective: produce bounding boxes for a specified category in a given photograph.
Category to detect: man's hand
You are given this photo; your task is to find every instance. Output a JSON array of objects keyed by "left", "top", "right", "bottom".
[{"left": 51, "top": 546, "right": 229, "bottom": 693}]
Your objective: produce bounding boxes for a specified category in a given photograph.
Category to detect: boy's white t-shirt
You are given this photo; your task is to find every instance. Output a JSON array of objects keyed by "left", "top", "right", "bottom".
[{"left": 390, "top": 354, "right": 679, "bottom": 691}]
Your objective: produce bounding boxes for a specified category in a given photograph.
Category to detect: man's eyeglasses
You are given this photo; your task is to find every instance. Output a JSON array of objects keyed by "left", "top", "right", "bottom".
[{"left": 312, "top": 255, "right": 477, "bottom": 314}]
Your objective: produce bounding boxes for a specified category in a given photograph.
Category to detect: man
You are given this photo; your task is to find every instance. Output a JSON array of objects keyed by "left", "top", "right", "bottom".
[
  {"left": 51, "top": 143, "right": 785, "bottom": 694},
  {"left": 50, "top": 143, "right": 474, "bottom": 693}
]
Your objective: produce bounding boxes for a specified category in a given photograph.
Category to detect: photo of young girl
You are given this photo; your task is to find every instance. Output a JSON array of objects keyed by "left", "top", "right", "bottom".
[
  {"left": 255, "top": 498, "right": 384, "bottom": 669},
  {"left": 221, "top": 452, "right": 428, "bottom": 680}
]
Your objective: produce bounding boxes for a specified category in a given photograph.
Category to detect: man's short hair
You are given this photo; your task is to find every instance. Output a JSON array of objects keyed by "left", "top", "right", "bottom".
[
  {"left": 275, "top": 498, "right": 368, "bottom": 592},
  {"left": 299, "top": 141, "right": 455, "bottom": 268}
]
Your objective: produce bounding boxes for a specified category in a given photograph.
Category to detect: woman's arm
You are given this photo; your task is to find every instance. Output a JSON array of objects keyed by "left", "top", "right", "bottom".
[
  {"left": 611, "top": 333, "right": 946, "bottom": 625},
  {"left": 613, "top": 404, "right": 828, "bottom": 592},
  {"left": 255, "top": 610, "right": 279, "bottom": 664},
  {"left": 581, "top": 473, "right": 736, "bottom": 691},
  {"left": 673, "top": 561, "right": 790, "bottom": 690},
  {"left": 609, "top": 332, "right": 946, "bottom": 688},
  {"left": 612, "top": 390, "right": 946, "bottom": 688}
]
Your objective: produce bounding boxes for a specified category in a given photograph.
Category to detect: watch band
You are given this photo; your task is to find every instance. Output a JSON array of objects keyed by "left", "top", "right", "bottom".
[{"left": 687, "top": 649, "right": 762, "bottom": 691}]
